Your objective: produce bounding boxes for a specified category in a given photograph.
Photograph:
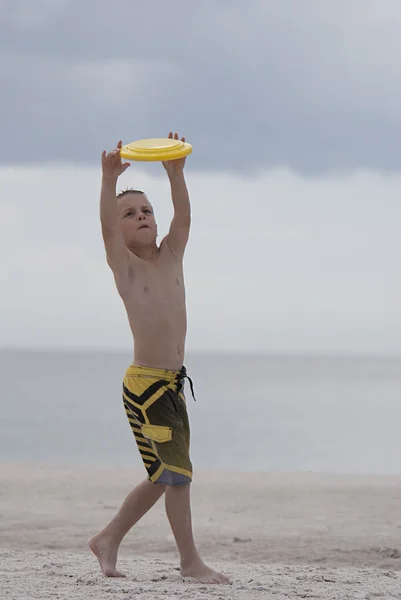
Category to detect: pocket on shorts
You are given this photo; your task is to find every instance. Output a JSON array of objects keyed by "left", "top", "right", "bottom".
[{"left": 142, "top": 424, "right": 172, "bottom": 443}]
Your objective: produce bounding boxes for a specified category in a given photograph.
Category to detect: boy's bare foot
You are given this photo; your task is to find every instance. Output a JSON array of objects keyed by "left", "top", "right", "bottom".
[
  {"left": 180, "top": 558, "right": 231, "bottom": 584},
  {"left": 88, "top": 534, "right": 125, "bottom": 578}
]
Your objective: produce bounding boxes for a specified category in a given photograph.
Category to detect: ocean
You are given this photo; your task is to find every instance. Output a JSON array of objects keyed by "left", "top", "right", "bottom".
[{"left": 1, "top": 350, "right": 400, "bottom": 475}]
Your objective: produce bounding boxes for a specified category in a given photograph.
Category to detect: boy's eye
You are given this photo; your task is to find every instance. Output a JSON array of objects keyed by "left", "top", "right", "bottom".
[{"left": 125, "top": 210, "right": 133, "bottom": 217}]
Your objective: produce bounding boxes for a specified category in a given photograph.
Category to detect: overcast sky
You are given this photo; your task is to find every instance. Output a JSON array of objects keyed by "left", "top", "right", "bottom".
[
  {"left": 1, "top": 0, "right": 401, "bottom": 355},
  {"left": 2, "top": 0, "right": 401, "bottom": 172}
]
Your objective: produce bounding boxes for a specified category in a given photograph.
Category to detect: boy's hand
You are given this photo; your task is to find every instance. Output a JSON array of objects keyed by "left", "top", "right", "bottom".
[
  {"left": 102, "top": 140, "right": 130, "bottom": 181},
  {"left": 162, "top": 132, "right": 187, "bottom": 178}
]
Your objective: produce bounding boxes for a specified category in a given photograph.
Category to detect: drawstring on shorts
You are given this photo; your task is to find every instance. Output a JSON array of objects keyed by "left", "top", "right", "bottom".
[{"left": 176, "top": 366, "right": 196, "bottom": 401}]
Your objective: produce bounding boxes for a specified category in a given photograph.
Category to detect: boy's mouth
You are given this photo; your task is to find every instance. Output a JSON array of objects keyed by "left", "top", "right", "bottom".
[{"left": 138, "top": 224, "right": 149, "bottom": 230}]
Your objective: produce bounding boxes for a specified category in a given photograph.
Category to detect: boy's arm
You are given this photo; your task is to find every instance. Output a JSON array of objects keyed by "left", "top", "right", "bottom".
[
  {"left": 162, "top": 132, "right": 191, "bottom": 259},
  {"left": 165, "top": 172, "right": 191, "bottom": 258},
  {"left": 100, "top": 142, "right": 131, "bottom": 274}
]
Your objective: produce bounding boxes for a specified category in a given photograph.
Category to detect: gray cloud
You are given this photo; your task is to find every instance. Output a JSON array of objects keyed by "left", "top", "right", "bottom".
[{"left": 2, "top": 0, "right": 401, "bottom": 172}]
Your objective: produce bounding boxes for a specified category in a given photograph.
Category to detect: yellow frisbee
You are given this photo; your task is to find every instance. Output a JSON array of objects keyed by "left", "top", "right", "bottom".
[{"left": 120, "top": 137, "right": 192, "bottom": 162}]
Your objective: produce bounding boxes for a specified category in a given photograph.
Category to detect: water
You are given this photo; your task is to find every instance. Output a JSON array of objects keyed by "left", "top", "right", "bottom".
[{"left": 1, "top": 350, "right": 400, "bottom": 475}]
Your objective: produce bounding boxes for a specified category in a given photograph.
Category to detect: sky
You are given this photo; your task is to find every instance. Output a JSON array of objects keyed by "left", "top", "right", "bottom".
[{"left": 1, "top": 0, "right": 401, "bottom": 355}]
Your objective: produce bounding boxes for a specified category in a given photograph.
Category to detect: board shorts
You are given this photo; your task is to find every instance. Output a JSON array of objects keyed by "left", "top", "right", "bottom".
[{"left": 122, "top": 364, "right": 196, "bottom": 486}]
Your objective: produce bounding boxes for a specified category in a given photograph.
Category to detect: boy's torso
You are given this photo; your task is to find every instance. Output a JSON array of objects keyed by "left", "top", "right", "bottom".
[{"left": 116, "top": 244, "right": 187, "bottom": 370}]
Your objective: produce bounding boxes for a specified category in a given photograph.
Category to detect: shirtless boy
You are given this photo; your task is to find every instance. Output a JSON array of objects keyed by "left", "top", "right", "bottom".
[{"left": 89, "top": 133, "right": 229, "bottom": 585}]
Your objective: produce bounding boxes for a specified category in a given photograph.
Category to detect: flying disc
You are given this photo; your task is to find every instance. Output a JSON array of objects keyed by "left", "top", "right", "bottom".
[{"left": 120, "top": 138, "right": 192, "bottom": 162}]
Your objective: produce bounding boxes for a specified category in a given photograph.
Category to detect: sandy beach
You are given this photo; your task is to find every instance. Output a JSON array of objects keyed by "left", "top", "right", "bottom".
[{"left": 1, "top": 463, "right": 400, "bottom": 599}]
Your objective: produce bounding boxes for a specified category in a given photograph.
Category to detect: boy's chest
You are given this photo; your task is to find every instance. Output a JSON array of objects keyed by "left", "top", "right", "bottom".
[{"left": 129, "top": 263, "right": 185, "bottom": 304}]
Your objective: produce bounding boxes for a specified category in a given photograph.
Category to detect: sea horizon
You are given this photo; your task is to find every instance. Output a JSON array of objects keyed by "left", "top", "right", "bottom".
[{"left": 1, "top": 349, "right": 400, "bottom": 476}]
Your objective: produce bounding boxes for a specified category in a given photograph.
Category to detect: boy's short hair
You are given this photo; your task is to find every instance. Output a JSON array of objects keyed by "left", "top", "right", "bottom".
[{"left": 117, "top": 188, "right": 145, "bottom": 200}]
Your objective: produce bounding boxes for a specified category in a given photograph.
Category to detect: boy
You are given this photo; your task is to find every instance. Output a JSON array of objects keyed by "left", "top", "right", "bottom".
[{"left": 89, "top": 133, "right": 230, "bottom": 585}]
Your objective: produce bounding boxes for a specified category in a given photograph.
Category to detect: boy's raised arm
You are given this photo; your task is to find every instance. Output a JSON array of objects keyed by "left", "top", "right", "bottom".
[
  {"left": 162, "top": 133, "right": 191, "bottom": 258},
  {"left": 100, "top": 141, "right": 130, "bottom": 271}
]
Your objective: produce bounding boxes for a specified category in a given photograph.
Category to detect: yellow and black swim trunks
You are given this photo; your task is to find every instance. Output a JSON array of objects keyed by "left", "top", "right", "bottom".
[{"left": 122, "top": 365, "right": 196, "bottom": 486}]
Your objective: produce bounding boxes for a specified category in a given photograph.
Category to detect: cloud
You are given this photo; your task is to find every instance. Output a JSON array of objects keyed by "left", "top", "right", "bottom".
[
  {"left": 1, "top": 163, "right": 400, "bottom": 354},
  {"left": 6, "top": 0, "right": 69, "bottom": 31},
  {"left": 2, "top": 0, "right": 401, "bottom": 172}
]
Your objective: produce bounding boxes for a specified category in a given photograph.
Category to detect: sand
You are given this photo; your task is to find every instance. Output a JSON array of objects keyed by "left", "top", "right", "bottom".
[{"left": 0, "top": 463, "right": 400, "bottom": 599}]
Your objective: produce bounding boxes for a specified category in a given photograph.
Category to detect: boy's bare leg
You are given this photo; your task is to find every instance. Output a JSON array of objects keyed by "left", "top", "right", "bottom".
[
  {"left": 89, "top": 478, "right": 166, "bottom": 577},
  {"left": 165, "top": 483, "right": 230, "bottom": 584}
]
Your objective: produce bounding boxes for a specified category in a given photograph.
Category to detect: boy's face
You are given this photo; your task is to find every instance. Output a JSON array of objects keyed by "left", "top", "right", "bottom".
[{"left": 118, "top": 193, "right": 157, "bottom": 247}]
